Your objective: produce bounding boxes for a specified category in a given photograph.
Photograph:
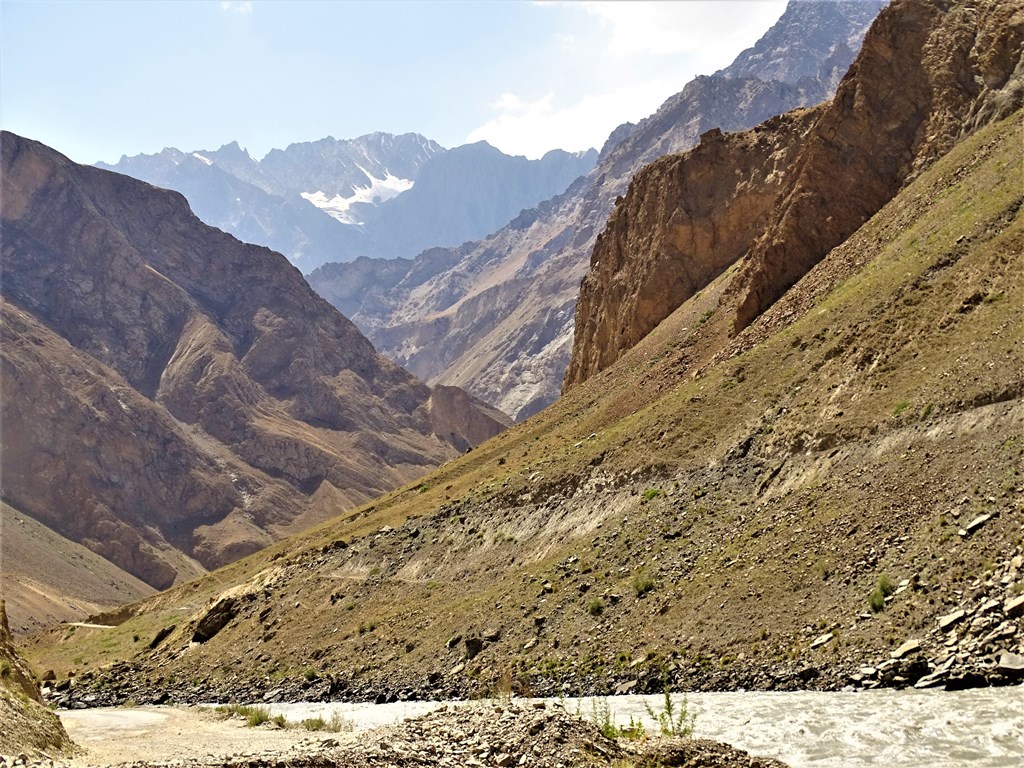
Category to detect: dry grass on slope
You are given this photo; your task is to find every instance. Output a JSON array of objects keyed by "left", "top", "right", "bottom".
[{"left": 26, "top": 112, "right": 1024, "bottom": 701}]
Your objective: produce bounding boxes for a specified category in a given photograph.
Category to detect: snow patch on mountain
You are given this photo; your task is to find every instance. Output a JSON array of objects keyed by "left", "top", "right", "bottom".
[
  {"left": 192, "top": 153, "right": 213, "bottom": 166},
  {"left": 302, "top": 167, "right": 414, "bottom": 224}
]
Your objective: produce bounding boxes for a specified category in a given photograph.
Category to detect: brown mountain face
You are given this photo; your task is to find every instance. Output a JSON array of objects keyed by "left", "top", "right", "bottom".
[
  {"left": 564, "top": 110, "right": 820, "bottom": 388},
  {"left": 31, "top": 101, "right": 1023, "bottom": 705},
  {"left": 566, "top": 0, "right": 1024, "bottom": 389},
  {"left": 309, "top": 0, "right": 885, "bottom": 420},
  {"left": 1, "top": 133, "right": 510, "bottom": 591}
]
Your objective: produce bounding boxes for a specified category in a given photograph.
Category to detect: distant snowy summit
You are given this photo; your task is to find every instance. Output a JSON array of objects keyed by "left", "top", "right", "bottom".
[{"left": 98, "top": 133, "right": 597, "bottom": 271}]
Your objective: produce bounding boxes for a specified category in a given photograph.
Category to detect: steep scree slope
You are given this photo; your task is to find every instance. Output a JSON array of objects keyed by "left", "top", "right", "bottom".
[{"left": 1, "top": 133, "right": 509, "bottom": 593}]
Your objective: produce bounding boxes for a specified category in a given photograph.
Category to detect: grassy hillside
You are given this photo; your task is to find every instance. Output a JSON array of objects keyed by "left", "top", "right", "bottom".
[{"left": 26, "top": 111, "right": 1023, "bottom": 703}]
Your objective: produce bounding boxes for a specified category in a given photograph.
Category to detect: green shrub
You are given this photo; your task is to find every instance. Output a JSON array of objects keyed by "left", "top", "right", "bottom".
[
  {"left": 589, "top": 697, "right": 621, "bottom": 739},
  {"left": 215, "top": 703, "right": 273, "bottom": 727},
  {"left": 641, "top": 488, "right": 663, "bottom": 502},
  {"left": 632, "top": 572, "right": 656, "bottom": 598},
  {"left": 869, "top": 573, "right": 897, "bottom": 612},
  {"left": 301, "top": 716, "right": 327, "bottom": 731},
  {"left": 587, "top": 598, "right": 605, "bottom": 616},
  {"left": 877, "top": 573, "right": 896, "bottom": 596},
  {"left": 643, "top": 679, "right": 696, "bottom": 738}
]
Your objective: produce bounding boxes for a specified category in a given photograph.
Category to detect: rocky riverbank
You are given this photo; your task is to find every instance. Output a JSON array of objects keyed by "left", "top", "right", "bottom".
[{"left": 0, "top": 702, "right": 787, "bottom": 768}]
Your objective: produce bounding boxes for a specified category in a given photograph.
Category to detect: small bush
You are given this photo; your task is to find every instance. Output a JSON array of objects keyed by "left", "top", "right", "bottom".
[
  {"left": 589, "top": 697, "right": 621, "bottom": 739},
  {"left": 644, "top": 679, "right": 696, "bottom": 738},
  {"left": 869, "top": 573, "right": 896, "bottom": 612},
  {"left": 633, "top": 572, "right": 656, "bottom": 598},
  {"left": 587, "top": 598, "right": 605, "bottom": 616},
  {"left": 641, "top": 488, "right": 663, "bottom": 502},
  {"left": 216, "top": 703, "right": 274, "bottom": 727},
  {"left": 877, "top": 573, "right": 896, "bottom": 596},
  {"left": 0, "top": 660, "right": 11, "bottom": 678},
  {"left": 301, "top": 716, "right": 327, "bottom": 731},
  {"left": 299, "top": 712, "right": 354, "bottom": 733},
  {"left": 302, "top": 667, "right": 319, "bottom": 682}
]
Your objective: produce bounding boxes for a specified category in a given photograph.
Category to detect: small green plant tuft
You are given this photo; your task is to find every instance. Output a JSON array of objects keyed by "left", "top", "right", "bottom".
[
  {"left": 869, "top": 572, "right": 897, "bottom": 612},
  {"left": 301, "top": 716, "right": 327, "bottom": 731},
  {"left": 632, "top": 572, "right": 656, "bottom": 598},
  {"left": 0, "top": 660, "right": 11, "bottom": 678},
  {"left": 216, "top": 703, "right": 273, "bottom": 727},
  {"left": 643, "top": 678, "right": 696, "bottom": 738},
  {"left": 641, "top": 488, "right": 663, "bottom": 502},
  {"left": 587, "top": 597, "right": 605, "bottom": 616},
  {"left": 589, "top": 697, "right": 621, "bottom": 739}
]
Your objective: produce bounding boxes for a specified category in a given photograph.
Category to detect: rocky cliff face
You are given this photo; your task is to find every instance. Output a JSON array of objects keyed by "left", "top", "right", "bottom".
[
  {"left": 1, "top": 133, "right": 510, "bottom": 591},
  {"left": 566, "top": 0, "right": 1024, "bottom": 389},
  {"left": 564, "top": 111, "right": 819, "bottom": 387},
  {"left": 0, "top": 601, "right": 72, "bottom": 755},
  {"left": 733, "top": 0, "right": 1024, "bottom": 330},
  {"left": 308, "top": 0, "right": 885, "bottom": 419}
]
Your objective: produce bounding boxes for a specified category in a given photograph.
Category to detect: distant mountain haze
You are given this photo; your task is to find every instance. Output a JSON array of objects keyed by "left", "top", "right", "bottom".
[{"left": 98, "top": 134, "right": 597, "bottom": 271}]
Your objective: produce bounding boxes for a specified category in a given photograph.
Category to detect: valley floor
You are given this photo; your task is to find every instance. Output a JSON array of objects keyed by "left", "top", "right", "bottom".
[{"left": 7, "top": 687, "right": 1023, "bottom": 768}]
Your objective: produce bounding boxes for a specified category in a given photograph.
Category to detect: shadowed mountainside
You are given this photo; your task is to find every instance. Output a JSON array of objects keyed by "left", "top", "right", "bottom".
[{"left": 1, "top": 133, "right": 510, "bottom": 595}]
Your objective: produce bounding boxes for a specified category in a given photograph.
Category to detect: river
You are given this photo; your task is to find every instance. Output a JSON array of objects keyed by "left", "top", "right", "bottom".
[{"left": 264, "top": 687, "right": 1023, "bottom": 768}]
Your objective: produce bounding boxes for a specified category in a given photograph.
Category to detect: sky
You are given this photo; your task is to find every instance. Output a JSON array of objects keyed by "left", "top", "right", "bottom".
[{"left": 1, "top": 0, "right": 788, "bottom": 165}]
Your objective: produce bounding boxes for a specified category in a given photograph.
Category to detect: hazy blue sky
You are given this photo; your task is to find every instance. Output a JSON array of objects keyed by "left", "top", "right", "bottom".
[{"left": 2, "top": 1, "right": 787, "bottom": 164}]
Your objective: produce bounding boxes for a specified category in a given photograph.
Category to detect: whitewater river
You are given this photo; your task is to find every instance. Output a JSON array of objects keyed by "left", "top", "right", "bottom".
[{"left": 264, "top": 687, "right": 1023, "bottom": 768}]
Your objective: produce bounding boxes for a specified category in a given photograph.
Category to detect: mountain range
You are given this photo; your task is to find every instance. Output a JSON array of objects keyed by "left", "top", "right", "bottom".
[
  {"left": 17, "top": 0, "right": 1023, "bottom": 713},
  {"left": 308, "top": 0, "right": 888, "bottom": 420},
  {"left": 98, "top": 134, "right": 597, "bottom": 272},
  {"left": 1, "top": 133, "right": 510, "bottom": 632}
]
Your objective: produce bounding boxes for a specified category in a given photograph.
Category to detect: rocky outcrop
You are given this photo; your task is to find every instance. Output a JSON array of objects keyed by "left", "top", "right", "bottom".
[
  {"left": 733, "top": 0, "right": 1024, "bottom": 330},
  {"left": 429, "top": 385, "right": 513, "bottom": 452},
  {"left": 566, "top": 0, "right": 1024, "bottom": 388},
  {"left": 564, "top": 110, "right": 818, "bottom": 388},
  {"left": 308, "top": 0, "right": 885, "bottom": 419},
  {"left": 0, "top": 602, "right": 72, "bottom": 755},
  {"left": 1, "top": 133, "right": 508, "bottom": 592}
]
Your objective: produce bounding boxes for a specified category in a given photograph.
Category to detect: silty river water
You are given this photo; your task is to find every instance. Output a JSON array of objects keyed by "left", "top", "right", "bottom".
[{"left": 264, "top": 687, "right": 1023, "bottom": 768}]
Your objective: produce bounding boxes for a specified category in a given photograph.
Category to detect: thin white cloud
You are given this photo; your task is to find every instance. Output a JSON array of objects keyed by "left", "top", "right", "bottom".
[
  {"left": 220, "top": 1, "right": 253, "bottom": 14},
  {"left": 468, "top": 80, "right": 683, "bottom": 159},
  {"left": 471, "top": 0, "right": 787, "bottom": 158},
  {"left": 581, "top": 1, "right": 787, "bottom": 63}
]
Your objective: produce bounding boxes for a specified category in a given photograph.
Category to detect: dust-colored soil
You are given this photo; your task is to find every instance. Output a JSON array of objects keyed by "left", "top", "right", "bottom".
[{"left": 58, "top": 706, "right": 352, "bottom": 766}]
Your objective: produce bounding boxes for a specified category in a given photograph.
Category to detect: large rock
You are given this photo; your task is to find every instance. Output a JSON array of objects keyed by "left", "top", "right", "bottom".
[{"left": 0, "top": 601, "right": 73, "bottom": 755}]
